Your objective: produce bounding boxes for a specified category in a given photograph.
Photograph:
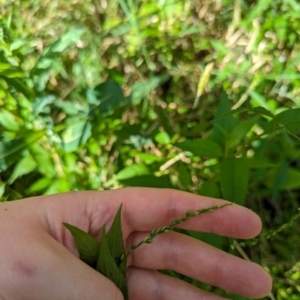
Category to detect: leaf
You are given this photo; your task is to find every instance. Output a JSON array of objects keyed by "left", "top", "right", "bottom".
[
  {"left": 7, "top": 154, "right": 37, "bottom": 184},
  {"left": 199, "top": 181, "right": 221, "bottom": 198},
  {"left": 268, "top": 108, "right": 300, "bottom": 134},
  {"left": 155, "top": 131, "right": 171, "bottom": 145},
  {"left": 116, "top": 164, "right": 150, "bottom": 181},
  {"left": 119, "top": 175, "right": 173, "bottom": 188},
  {"left": 155, "top": 105, "right": 176, "bottom": 136},
  {"left": 220, "top": 157, "right": 249, "bottom": 205},
  {"left": 130, "top": 75, "right": 170, "bottom": 105},
  {"left": 0, "top": 63, "right": 25, "bottom": 78},
  {"left": 211, "top": 92, "right": 236, "bottom": 148},
  {"left": 90, "top": 81, "right": 124, "bottom": 116},
  {"left": 175, "top": 139, "right": 223, "bottom": 158},
  {"left": 63, "top": 223, "right": 99, "bottom": 267},
  {"left": 107, "top": 205, "right": 126, "bottom": 262},
  {"left": 0, "top": 108, "right": 20, "bottom": 131},
  {"left": 0, "top": 131, "right": 45, "bottom": 161},
  {"left": 213, "top": 106, "right": 274, "bottom": 121},
  {"left": 27, "top": 177, "right": 53, "bottom": 193},
  {"left": 177, "top": 162, "right": 192, "bottom": 190},
  {"left": 97, "top": 227, "right": 128, "bottom": 298},
  {"left": 227, "top": 116, "right": 259, "bottom": 148},
  {"left": 271, "top": 161, "right": 289, "bottom": 198},
  {"left": 61, "top": 120, "right": 92, "bottom": 152},
  {"left": 246, "top": 158, "right": 278, "bottom": 169},
  {"left": 4, "top": 77, "right": 34, "bottom": 99}
]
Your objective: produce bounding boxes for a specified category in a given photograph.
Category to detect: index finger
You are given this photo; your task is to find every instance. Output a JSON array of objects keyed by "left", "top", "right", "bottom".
[{"left": 105, "top": 188, "right": 261, "bottom": 239}]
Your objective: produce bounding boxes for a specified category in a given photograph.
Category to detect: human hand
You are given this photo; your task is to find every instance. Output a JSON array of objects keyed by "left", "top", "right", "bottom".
[{"left": 0, "top": 188, "right": 272, "bottom": 299}]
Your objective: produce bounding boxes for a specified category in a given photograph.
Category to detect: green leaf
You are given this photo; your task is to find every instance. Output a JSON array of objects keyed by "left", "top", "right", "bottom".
[
  {"left": 271, "top": 161, "right": 289, "bottom": 198},
  {"left": 91, "top": 81, "right": 124, "bottom": 116},
  {"left": 63, "top": 223, "right": 99, "bottom": 267},
  {"left": 213, "top": 106, "right": 274, "bottom": 121},
  {"left": 211, "top": 92, "right": 236, "bottom": 148},
  {"left": 177, "top": 162, "right": 192, "bottom": 190},
  {"left": 0, "top": 63, "right": 25, "bottom": 78},
  {"left": 116, "top": 164, "right": 149, "bottom": 181},
  {"left": 119, "top": 175, "right": 173, "bottom": 188},
  {"left": 220, "top": 157, "right": 249, "bottom": 205},
  {"left": 246, "top": 158, "right": 277, "bottom": 169},
  {"left": 130, "top": 75, "right": 170, "bottom": 105},
  {"left": 227, "top": 116, "right": 259, "bottom": 148},
  {"left": 4, "top": 77, "right": 34, "bottom": 99},
  {"left": 0, "top": 108, "right": 20, "bottom": 131},
  {"left": 27, "top": 177, "right": 53, "bottom": 193},
  {"left": 175, "top": 139, "right": 223, "bottom": 158},
  {"left": 155, "top": 131, "right": 171, "bottom": 145},
  {"left": 268, "top": 108, "right": 300, "bottom": 134},
  {"left": 199, "top": 181, "right": 221, "bottom": 198},
  {"left": 97, "top": 227, "right": 128, "bottom": 298},
  {"left": 107, "top": 205, "right": 126, "bottom": 262},
  {"left": 7, "top": 154, "right": 37, "bottom": 184},
  {"left": 132, "top": 152, "right": 162, "bottom": 164},
  {"left": 0, "top": 131, "right": 45, "bottom": 161},
  {"left": 61, "top": 120, "right": 92, "bottom": 152}
]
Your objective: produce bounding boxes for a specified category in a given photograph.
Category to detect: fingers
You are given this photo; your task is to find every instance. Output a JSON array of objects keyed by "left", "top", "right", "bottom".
[
  {"left": 127, "top": 268, "right": 228, "bottom": 300},
  {"left": 111, "top": 188, "right": 262, "bottom": 238},
  {"left": 36, "top": 188, "right": 262, "bottom": 241},
  {"left": 4, "top": 234, "right": 123, "bottom": 300},
  {"left": 128, "top": 231, "right": 272, "bottom": 298}
]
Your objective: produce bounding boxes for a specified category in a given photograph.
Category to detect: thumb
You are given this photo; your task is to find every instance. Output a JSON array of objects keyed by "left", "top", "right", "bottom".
[{"left": 6, "top": 235, "right": 124, "bottom": 300}]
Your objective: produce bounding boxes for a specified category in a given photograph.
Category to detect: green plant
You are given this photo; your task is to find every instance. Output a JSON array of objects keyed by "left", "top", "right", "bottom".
[
  {"left": 63, "top": 203, "right": 231, "bottom": 299},
  {"left": 1, "top": 1, "right": 300, "bottom": 298}
]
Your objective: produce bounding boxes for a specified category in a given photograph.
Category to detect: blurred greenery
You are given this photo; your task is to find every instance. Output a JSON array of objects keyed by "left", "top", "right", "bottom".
[{"left": 1, "top": 0, "right": 300, "bottom": 298}]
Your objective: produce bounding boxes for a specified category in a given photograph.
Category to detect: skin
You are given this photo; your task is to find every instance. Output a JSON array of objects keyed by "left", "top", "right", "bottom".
[{"left": 0, "top": 188, "right": 272, "bottom": 299}]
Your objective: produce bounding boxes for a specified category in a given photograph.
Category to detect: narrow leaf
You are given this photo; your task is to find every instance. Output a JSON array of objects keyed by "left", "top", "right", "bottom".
[
  {"left": 63, "top": 223, "right": 99, "bottom": 267},
  {"left": 97, "top": 227, "right": 128, "bottom": 298},
  {"left": 107, "top": 205, "right": 126, "bottom": 261}
]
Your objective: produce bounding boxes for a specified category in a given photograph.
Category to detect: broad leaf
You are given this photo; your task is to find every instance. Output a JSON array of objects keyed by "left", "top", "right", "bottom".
[
  {"left": 63, "top": 223, "right": 99, "bottom": 267},
  {"left": 175, "top": 139, "right": 223, "bottom": 158},
  {"left": 220, "top": 157, "right": 249, "bottom": 205}
]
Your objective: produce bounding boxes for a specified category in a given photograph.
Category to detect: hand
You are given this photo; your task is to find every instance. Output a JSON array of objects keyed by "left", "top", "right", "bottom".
[{"left": 0, "top": 188, "right": 272, "bottom": 299}]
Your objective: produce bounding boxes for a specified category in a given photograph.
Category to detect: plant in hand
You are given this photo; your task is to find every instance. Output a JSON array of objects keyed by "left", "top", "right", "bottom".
[{"left": 63, "top": 203, "right": 231, "bottom": 299}]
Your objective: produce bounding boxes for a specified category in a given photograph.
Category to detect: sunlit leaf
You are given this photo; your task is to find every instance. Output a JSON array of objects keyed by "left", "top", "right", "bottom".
[
  {"left": 0, "top": 108, "right": 20, "bottom": 131},
  {"left": 116, "top": 164, "right": 149, "bottom": 181},
  {"left": 7, "top": 154, "right": 37, "bottom": 184}
]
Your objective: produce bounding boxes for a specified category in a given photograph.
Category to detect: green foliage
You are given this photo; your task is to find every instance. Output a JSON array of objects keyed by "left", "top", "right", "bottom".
[{"left": 1, "top": 0, "right": 300, "bottom": 298}]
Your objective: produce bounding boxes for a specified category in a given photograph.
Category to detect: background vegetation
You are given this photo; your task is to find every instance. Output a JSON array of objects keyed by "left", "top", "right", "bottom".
[{"left": 1, "top": 0, "right": 300, "bottom": 299}]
